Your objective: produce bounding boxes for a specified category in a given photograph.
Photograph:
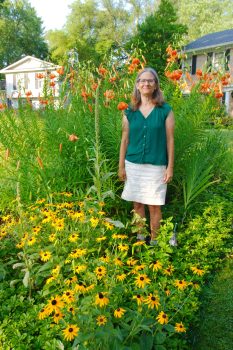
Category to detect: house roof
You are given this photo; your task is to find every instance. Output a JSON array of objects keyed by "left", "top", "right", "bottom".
[
  {"left": 0, "top": 55, "right": 59, "bottom": 74},
  {"left": 184, "top": 29, "right": 233, "bottom": 52}
]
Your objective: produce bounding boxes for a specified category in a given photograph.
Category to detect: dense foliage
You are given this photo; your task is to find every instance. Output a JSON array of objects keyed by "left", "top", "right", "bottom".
[{"left": 0, "top": 50, "right": 232, "bottom": 349}]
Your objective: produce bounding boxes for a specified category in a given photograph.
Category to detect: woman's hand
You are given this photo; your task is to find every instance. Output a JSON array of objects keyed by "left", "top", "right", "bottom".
[
  {"left": 118, "top": 167, "right": 127, "bottom": 181},
  {"left": 164, "top": 167, "right": 173, "bottom": 183}
]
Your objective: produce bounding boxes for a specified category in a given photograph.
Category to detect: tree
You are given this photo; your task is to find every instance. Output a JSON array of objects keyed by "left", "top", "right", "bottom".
[
  {"left": 127, "top": 0, "right": 187, "bottom": 74},
  {"left": 172, "top": 0, "right": 233, "bottom": 42},
  {"left": 0, "top": 0, "right": 48, "bottom": 68}
]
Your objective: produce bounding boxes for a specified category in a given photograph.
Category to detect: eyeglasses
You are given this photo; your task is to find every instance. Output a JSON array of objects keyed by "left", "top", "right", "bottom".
[{"left": 138, "top": 79, "right": 156, "bottom": 84}]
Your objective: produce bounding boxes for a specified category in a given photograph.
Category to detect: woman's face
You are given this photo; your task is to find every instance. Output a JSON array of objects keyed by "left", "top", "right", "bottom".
[{"left": 136, "top": 71, "right": 156, "bottom": 97}]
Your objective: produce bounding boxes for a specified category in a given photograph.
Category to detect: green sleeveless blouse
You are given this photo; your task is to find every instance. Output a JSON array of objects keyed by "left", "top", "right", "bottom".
[{"left": 125, "top": 103, "right": 172, "bottom": 166}]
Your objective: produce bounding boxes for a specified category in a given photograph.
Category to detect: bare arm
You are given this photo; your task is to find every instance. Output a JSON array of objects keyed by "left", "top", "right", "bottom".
[
  {"left": 164, "top": 111, "right": 175, "bottom": 183},
  {"left": 118, "top": 115, "right": 129, "bottom": 181}
]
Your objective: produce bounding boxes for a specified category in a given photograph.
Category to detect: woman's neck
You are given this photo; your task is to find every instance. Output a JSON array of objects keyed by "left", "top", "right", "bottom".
[{"left": 140, "top": 96, "right": 154, "bottom": 107}]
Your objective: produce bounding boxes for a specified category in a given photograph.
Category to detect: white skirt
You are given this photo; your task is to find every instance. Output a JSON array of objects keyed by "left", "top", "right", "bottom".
[{"left": 121, "top": 160, "right": 167, "bottom": 205}]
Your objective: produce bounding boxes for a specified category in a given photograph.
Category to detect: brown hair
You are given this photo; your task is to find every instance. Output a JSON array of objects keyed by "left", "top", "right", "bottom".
[{"left": 131, "top": 67, "right": 165, "bottom": 110}]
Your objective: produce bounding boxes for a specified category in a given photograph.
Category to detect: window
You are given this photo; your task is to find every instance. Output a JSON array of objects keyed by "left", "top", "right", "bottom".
[
  {"left": 191, "top": 55, "right": 197, "bottom": 74},
  {"left": 207, "top": 50, "right": 230, "bottom": 71},
  {"left": 13, "top": 74, "right": 17, "bottom": 90},
  {"left": 35, "top": 73, "right": 43, "bottom": 89},
  {"left": 24, "top": 73, "right": 29, "bottom": 89}
]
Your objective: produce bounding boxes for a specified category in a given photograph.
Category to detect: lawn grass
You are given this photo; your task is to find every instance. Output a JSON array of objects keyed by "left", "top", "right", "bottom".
[{"left": 191, "top": 258, "right": 233, "bottom": 350}]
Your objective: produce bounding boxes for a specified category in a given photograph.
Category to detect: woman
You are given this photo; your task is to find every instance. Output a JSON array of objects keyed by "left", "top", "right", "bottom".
[{"left": 118, "top": 67, "right": 174, "bottom": 244}]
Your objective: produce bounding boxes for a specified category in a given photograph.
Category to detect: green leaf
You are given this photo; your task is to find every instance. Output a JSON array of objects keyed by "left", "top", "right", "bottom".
[
  {"left": 155, "top": 332, "right": 166, "bottom": 345},
  {"left": 164, "top": 324, "right": 175, "bottom": 333},
  {"left": 23, "top": 269, "right": 30, "bottom": 288},
  {"left": 140, "top": 334, "right": 153, "bottom": 350}
]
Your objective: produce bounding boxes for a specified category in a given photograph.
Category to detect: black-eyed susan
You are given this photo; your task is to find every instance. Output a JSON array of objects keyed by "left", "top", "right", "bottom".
[
  {"left": 63, "top": 324, "right": 79, "bottom": 341},
  {"left": 48, "top": 233, "right": 56, "bottom": 242},
  {"left": 53, "top": 311, "right": 64, "bottom": 324},
  {"left": 163, "top": 265, "right": 174, "bottom": 275},
  {"left": 96, "top": 236, "right": 107, "bottom": 242},
  {"left": 190, "top": 266, "right": 205, "bottom": 276},
  {"left": 175, "top": 322, "right": 186, "bottom": 333},
  {"left": 74, "top": 282, "right": 86, "bottom": 293},
  {"left": 126, "top": 257, "right": 138, "bottom": 266},
  {"left": 27, "top": 236, "right": 37, "bottom": 246},
  {"left": 67, "top": 306, "right": 76, "bottom": 315},
  {"left": 65, "top": 276, "right": 78, "bottom": 285},
  {"left": 114, "top": 307, "right": 126, "bottom": 318},
  {"left": 99, "top": 254, "right": 110, "bottom": 263},
  {"left": 95, "top": 292, "right": 109, "bottom": 307},
  {"left": 116, "top": 273, "right": 126, "bottom": 282},
  {"left": 52, "top": 265, "right": 60, "bottom": 276},
  {"left": 47, "top": 295, "right": 64, "bottom": 314},
  {"left": 164, "top": 288, "right": 171, "bottom": 296},
  {"left": 69, "top": 248, "right": 87, "bottom": 259},
  {"left": 118, "top": 243, "right": 129, "bottom": 252},
  {"left": 38, "top": 307, "right": 49, "bottom": 320},
  {"left": 156, "top": 311, "right": 169, "bottom": 325},
  {"left": 114, "top": 257, "right": 123, "bottom": 266},
  {"left": 40, "top": 251, "right": 52, "bottom": 262},
  {"left": 133, "top": 294, "right": 144, "bottom": 305},
  {"left": 62, "top": 290, "right": 75, "bottom": 303},
  {"left": 174, "top": 279, "right": 188, "bottom": 290},
  {"left": 90, "top": 217, "right": 99, "bottom": 228},
  {"left": 96, "top": 315, "right": 107, "bottom": 326},
  {"left": 149, "top": 260, "right": 163, "bottom": 272},
  {"left": 133, "top": 240, "right": 145, "bottom": 246},
  {"left": 32, "top": 226, "right": 41, "bottom": 234},
  {"left": 75, "top": 265, "right": 87, "bottom": 273},
  {"left": 46, "top": 276, "right": 55, "bottom": 285},
  {"left": 16, "top": 241, "right": 24, "bottom": 249},
  {"left": 95, "top": 266, "right": 107, "bottom": 279},
  {"left": 144, "top": 293, "right": 160, "bottom": 309},
  {"left": 135, "top": 274, "right": 151, "bottom": 288},
  {"left": 68, "top": 233, "right": 79, "bottom": 242},
  {"left": 103, "top": 221, "right": 114, "bottom": 230}
]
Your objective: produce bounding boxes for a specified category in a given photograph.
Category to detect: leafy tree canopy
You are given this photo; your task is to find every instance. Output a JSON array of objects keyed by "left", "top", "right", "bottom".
[
  {"left": 0, "top": 0, "right": 48, "bottom": 68},
  {"left": 127, "top": 0, "right": 187, "bottom": 74}
]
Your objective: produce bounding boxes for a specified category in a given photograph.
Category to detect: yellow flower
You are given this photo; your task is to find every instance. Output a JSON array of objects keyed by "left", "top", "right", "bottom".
[
  {"left": 118, "top": 244, "right": 129, "bottom": 252},
  {"left": 164, "top": 288, "right": 171, "bottom": 296},
  {"left": 32, "top": 226, "right": 41, "bottom": 234},
  {"left": 135, "top": 274, "right": 151, "bottom": 289},
  {"left": 67, "top": 306, "right": 76, "bottom": 315},
  {"left": 98, "top": 210, "right": 105, "bottom": 216},
  {"left": 103, "top": 221, "right": 114, "bottom": 230},
  {"left": 95, "top": 292, "right": 109, "bottom": 307},
  {"left": 126, "top": 257, "right": 138, "bottom": 266},
  {"left": 134, "top": 264, "right": 146, "bottom": 272},
  {"left": 99, "top": 255, "right": 110, "bottom": 263},
  {"left": 116, "top": 274, "right": 126, "bottom": 282},
  {"left": 69, "top": 248, "right": 87, "bottom": 259},
  {"left": 112, "top": 234, "right": 128, "bottom": 239},
  {"left": 53, "top": 311, "right": 64, "bottom": 324},
  {"left": 90, "top": 217, "right": 99, "bottom": 228},
  {"left": 114, "top": 307, "right": 126, "bottom": 318},
  {"left": 47, "top": 295, "right": 64, "bottom": 314},
  {"left": 98, "top": 201, "right": 105, "bottom": 207},
  {"left": 52, "top": 265, "right": 60, "bottom": 276},
  {"left": 75, "top": 265, "right": 87, "bottom": 273},
  {"left": 190, "top": 266, "right": 205, "bottom": 276},
  {"left": 96, "top": 315, "right": 107, "bottom": 326},
  {"left": 175, "top": 322, "right": 186, "bottom": 333},
  {"left": 163, "top": 265, "right": 174, "bottom": 275},
  {"left": 74, "top": 282, "right": 86, "bottom": 293},
  {"left": 27, "top": 236, "right": 36, "bottom": 246},
  {"left": 149, "top": 260, "right": 163, "bottom": 272},
  {"left": 144, "top": 293, "right": 160, "bottom": 309},
  {"left": 62, "top": 290, "right": 75, "bottom": 303},
  {"left": 95, "top": 266, "right": 107, "bottom": 279},
  {"left": 49, "top": 233, "right": 56, "bottom": 242},
  {"left": 114, "top": 257, "right": 123, "bottom": 266},
  {"left": 96, "top": 236, "right": 107, "bottom": 242},
  {"left": 174, "top": 279, "right": 188, "bottom": 290},
  {"left": 133, "top": 241, "right": 145, "bottom": 246},
  {"left": 65, "top": 276, "right": 78, "bottom": 285},
  {"left": 38, "top": 307, "right": 49, "bottom": 320},
  {"left": 40, "top": 251, "right": 52, "bottom": 262},
  {"left": 46, "top": 276, "right": 55, "bottom": 285},
  {"left": 68, "top": 233, "right": 79, "bottom": 242},
  {"left": 16, "top": 241, "right": 24, "bottom": 249},
  {"left": 133, "top": 294, "right": 144, "bottom": 305},
  {"left": 63, "top": 324, "right": 79, "bottom": 341},
  {"left": 156, "top": 311, "right": 169, "bottom": 325},
  {"left": 52, "top": 218, "right": 65, "bottom": 231}
]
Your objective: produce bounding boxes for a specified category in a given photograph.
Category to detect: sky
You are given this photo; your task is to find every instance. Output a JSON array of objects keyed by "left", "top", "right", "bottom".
[{"left": 28, "top": 0, "right": 74, "bottom": 31}]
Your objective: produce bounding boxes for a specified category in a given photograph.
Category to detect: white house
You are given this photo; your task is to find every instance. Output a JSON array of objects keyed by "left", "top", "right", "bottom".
[
  {"left": 0, "top": 56, "right": 61, "bottom": 109},
  {"left": 182, "top": 29, "right": 233, "bottom": 116}
]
